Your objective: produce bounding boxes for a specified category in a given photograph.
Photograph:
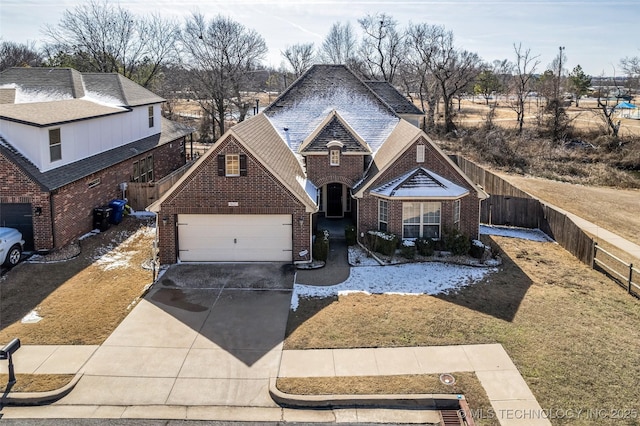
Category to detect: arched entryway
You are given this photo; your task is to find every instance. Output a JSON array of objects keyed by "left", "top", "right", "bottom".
[{"left": 319, "top": 182, "right": 351, "bottom": 218}]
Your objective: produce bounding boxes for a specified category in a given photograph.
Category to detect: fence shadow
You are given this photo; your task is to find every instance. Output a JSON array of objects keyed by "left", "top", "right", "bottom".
[{"left": 435, "top": 238, "right": 533, "bottom": 322}]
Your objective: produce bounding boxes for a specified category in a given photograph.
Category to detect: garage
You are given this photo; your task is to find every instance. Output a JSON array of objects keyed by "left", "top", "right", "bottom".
[
  {"left": 177, "top": 214, "right": 293, "bottom": 262},
  {"left": 0, "top": 203, "right": 34, "bottom": 251}
]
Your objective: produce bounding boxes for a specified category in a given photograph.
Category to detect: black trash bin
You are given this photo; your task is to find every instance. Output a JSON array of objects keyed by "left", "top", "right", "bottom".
[
  {"left": 93, "top": 206, "right": 112, "bottom": 231},
  {"left": 108, "top": 199, "right": 127, "bottom": 224}
]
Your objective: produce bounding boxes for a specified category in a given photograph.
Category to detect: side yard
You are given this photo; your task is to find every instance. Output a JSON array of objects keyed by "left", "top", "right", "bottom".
[
  {"left": 0, "top": 216, "right": 155, "bottom": 345},
  {"left": 286, "top": 235, "right": 640, "bottom": 426}
]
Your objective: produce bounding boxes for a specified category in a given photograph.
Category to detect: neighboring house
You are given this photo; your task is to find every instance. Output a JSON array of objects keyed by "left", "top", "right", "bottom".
[
  {"left": 0, "top": 67, "right": 193, "bottom": 252},
  {"left": 151, "top": 64, "right": 487, "bottom": 265}
]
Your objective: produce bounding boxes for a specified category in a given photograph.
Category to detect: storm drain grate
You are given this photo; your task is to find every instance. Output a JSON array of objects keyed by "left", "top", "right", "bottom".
[{"left": 440, "top": 409, "right": 463, "bottom": 426}]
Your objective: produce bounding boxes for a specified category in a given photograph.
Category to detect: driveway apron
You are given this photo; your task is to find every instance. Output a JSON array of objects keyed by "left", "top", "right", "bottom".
[{"left": 59, "top": 263, "right": 295, "bottom": 407}]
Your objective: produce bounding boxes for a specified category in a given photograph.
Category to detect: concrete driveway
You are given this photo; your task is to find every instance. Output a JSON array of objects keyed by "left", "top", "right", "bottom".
[{"left": 59, "top": 263, "right": 295, "bottom": 407}]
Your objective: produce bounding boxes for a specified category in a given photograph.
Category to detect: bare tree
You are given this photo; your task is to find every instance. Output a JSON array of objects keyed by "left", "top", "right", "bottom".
[
  {"left": 0, "top": 41, "right": 43, "bottom": 71},
  {"left": 427, "top": 29, "right": 483, "bottom": 133},
  {"left": 282, "top": 43, "right": 315, "bottom": 78},
  {"left": 319, "top": 21, "right": 358, "bottom": 67},
  {"left": 358, "top": 13, "right": 405, "bottom": 83},
  {"left": 405, "top": 23, "right": 443, "bottom": 130},
  {"left": 620, "top": 55, "right": 640, "bottom": 95},
  {"left": 180, "top": 13, "right": 267, "bottom": 139},
  {"left": 42, "top": 0, "right": 179, "bottom": 88},
  {"left": 595, "top": 73, "right": 622, "bottom": 138},
  {"left": 509, "top": 43, "right": 540, "bottom": 134}
]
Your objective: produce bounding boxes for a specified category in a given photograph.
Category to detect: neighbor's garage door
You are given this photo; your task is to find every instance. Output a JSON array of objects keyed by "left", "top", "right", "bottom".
[
  {"left": 0, "top": 203, "right": 34, "bottom": 251},
  {"left": 177, "top": 214, "right": 293, "bottom": 262}
]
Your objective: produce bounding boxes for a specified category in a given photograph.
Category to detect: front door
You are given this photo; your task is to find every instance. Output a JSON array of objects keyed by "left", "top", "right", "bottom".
[{"left": 326, "top": 183, "right": 343, "bottom": 218}]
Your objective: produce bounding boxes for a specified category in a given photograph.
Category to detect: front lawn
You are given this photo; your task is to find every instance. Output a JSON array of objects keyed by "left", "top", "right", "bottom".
[{"left": 285, "top": 235, "right": 640, "bottom": 426}]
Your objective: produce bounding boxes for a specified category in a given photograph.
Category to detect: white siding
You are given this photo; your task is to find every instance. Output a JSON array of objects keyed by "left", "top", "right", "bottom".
[{"left": 0, "top": 103, "right": 162, "bottom": 172}]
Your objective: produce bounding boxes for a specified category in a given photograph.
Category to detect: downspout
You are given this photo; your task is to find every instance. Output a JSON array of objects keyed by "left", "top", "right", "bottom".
[{"left": 48, "top": 191, "right": 56, "bottom": 250}]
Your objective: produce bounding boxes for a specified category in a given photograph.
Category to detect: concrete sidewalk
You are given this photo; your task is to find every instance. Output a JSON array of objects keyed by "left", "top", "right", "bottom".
[{"left": 280, "top": 344, "right": 551, "bottom": 426}]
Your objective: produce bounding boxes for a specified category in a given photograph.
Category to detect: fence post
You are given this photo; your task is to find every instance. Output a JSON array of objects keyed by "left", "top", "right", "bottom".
[
  {"left": 630, "top": 263, "right": 634, "bottom": 294},
  {"left": 591, "top": 242, "right": 597, "bottom": 269}
]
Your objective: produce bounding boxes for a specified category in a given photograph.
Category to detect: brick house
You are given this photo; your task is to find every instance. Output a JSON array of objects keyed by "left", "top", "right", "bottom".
[
  {"left": 151, "top": 65, "right": 487, "bottom": 265},
  {"left": 0, "top": 67, "right": 193, "bottom": 252}
]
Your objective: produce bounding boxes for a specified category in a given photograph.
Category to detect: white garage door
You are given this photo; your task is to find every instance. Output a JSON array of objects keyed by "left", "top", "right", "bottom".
[{"left": 177, "top": 214, "right": 293, "bottom": 262}]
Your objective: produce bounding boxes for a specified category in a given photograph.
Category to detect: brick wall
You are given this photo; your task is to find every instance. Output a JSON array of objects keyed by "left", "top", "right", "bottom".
[
  {"left": 156, "top": 135, "right": 311, "bottom": 265},
  {"left": 1, "top": 138, "right": 185, "bottom": 251},
  {"left": 0, "top": 151, "right": 53, "bottom": 249},
  {"left": 357, "top": 137, "right": 481, "bottom": 241},
  {"left": 305, "top": 154, "right": 367, "bottom": 187}
]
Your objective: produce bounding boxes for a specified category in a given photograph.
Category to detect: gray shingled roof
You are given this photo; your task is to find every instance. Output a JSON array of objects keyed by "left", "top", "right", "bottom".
[
  {"left": 0, "top": 67, "right": 164, "bottom": 107},
  {"left": 0, "top": 68, "right": 85, "bottom": 99},
  {"left": 0, "top": 118, "right": 193, "bottom": 191},
  {"left": 264, "top": 65, "right": 399, "bottom": 153},
  {"left": 364, "top": 81, "right": 424, "bottom": 115},
  {"left": 371, "top": 167, "right": 469, "bottom": 198},
  {"left": 299, "top": 112, "right": 370, "bottom": 154}
]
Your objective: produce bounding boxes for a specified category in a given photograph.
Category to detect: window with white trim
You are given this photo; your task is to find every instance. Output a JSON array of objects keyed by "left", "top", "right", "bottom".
[
  {"left": 416, "top": 144, "right": 425, "bottom": 163},
  {"left": 330, "top": 149, "right": 340, "bottom": 166},
  {"left": 403, "top": 202, "right": 441, "bottom": 239},
  {"left": 453, "top": 199, "right": 461, "bottom": 229},
  {"left": 378, "top": 199, "right": 388, "bottom": 232},
  {"left": 148, "top": 106, "right": 154, "bottom": 128},
  {"left": 49, "top": 128, "right": 62, "bottom": 162},
  {"left": 225, "top": 154, "right": 240, "bottom": 176}
]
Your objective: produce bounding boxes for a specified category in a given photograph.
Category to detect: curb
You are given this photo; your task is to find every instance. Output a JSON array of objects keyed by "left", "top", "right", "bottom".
[
  {"left": 0, "top": 372, "right": 83, "bottom": 406},
  {"left": 268, "top": 377, "right": 463, "bottom": 409}
]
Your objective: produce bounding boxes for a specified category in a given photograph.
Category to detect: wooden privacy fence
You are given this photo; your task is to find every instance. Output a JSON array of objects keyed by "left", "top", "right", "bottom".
[
  {"left": 450, "top": 154, "right": 629, "bottom": 273},
  {"left": 593, "top": 245, "right": 640, "bottom": 298},
  {"left": 127, "top": 161, "right": 194, "bottom": 211}
]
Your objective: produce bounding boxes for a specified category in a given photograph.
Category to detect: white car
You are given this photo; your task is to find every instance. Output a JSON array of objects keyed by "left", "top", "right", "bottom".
[{"left": 0, "top": 227, "right": 24, "bottom": 267}]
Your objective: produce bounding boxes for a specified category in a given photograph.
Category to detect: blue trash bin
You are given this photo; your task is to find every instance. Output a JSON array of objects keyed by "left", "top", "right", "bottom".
[{"left": 108, "top": 199, "right": 127, "bottom": 224}]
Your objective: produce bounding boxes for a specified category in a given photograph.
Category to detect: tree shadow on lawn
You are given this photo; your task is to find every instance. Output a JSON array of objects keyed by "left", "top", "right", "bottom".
[
  {"left": 435, "top": 240, "right": 533, "bottom": 322},
  {"left": 0, "top": 219, "right": 145, "bottom": 337}
]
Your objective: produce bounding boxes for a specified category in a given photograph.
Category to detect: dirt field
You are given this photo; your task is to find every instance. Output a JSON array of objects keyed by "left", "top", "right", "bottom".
[
  {"left": 496, "top": 172, "right": 640, "bottom": 248},
  {"left": 0, "top": 216, "right": 155, "bottom": 345},
  {"left": 286, "top": 236, "right": 640, "bottom": 426}
]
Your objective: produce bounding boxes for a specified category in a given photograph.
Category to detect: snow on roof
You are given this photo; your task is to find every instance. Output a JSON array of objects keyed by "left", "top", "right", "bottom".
[
  {"left": 266, "top": 88, "right": 399, "bottom": 152},
  {"left": 7, "top": 86, "right": 74, "bottom": 104},
  {"left": 371, "top": 167, "right": 469, "bottom": 198}
]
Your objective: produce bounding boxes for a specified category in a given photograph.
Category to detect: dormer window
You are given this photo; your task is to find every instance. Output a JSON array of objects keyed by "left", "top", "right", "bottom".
[{"left": 326, "top": 140, "right": 344, "bottom": 167}]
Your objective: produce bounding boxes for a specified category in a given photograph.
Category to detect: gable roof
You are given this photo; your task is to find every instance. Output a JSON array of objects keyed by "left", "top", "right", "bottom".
[
  {"left": 149, "top": 114, "right": 318, "bottom": 213},
  {"left": 0, "top": 117, "right": 193, "bottom": 191},
  {"left": 298, "top": 110, "right": 371, "bottom": 154},
  {"left": 0, "top": 67, "right": 164, "bottom": 108},
  {"left": 371, "top": 167, "right": 469, "bottom": 199},
  {"left": 264, "top": 64, "right": 399, "bottom": 152},
  {"left": 353, "top": 119, "right": 488, "bottom": 199},
  {"left": 364, "top": 81, "right": 424, "bottom": 115}
]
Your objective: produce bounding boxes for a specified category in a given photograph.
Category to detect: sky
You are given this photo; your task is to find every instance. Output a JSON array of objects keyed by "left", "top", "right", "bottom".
[{"left": 1, "top": 0, "right": 639, "bottom": 77}]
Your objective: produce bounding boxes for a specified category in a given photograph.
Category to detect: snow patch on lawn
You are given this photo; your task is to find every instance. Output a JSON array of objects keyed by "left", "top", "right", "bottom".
[
  {"left": 292, "top": 262, "right": 497, "bottom": 310},
  {"left": 480, "top": 225, "right": 554, "bottom": 242},
  {"left": 94, "top": 226, "right": 154, "bottom": 270},
  {"left": 21, "top": 310, "right": 42, "bottom": 323}
]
